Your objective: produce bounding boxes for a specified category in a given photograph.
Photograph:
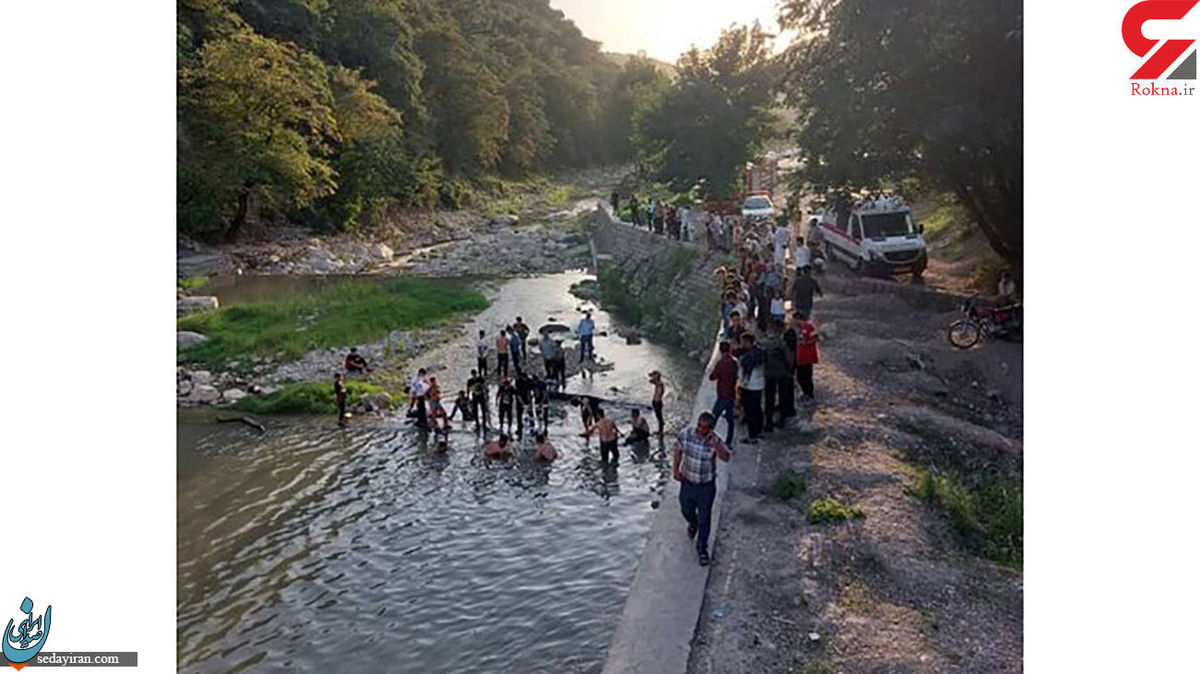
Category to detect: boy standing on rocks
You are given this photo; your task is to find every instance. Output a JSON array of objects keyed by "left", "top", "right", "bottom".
[{"left": 673, "top": 411, "right": 731, "bottom": 566}]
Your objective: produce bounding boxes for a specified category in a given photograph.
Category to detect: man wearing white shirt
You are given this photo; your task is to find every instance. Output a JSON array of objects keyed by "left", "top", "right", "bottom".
[{"left": 794, "top": 237, "right": 812, "bottom": 270}]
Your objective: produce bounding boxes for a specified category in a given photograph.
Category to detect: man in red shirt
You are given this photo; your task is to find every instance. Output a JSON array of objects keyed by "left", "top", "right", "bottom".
[
  {"left": 795, "top": 313, "right": 820, "bottom": 402},
  {"left": 709, "top": 341, "right": 740, "bottom": 446}
]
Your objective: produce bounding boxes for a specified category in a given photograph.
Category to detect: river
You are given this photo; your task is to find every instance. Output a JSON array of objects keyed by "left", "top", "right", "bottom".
[{"left": 177, "top": 271, "right": 701, "bottom": 673}]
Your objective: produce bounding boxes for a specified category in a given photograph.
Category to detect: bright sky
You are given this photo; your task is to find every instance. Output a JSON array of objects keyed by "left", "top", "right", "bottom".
[{"left": 550, "top": 0, "right": 790, "bottom": 63}]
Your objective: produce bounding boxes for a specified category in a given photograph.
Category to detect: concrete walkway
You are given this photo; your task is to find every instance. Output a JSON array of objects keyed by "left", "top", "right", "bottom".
[{"left": 602, "top": 338, "right": 725, "bottom": 674}]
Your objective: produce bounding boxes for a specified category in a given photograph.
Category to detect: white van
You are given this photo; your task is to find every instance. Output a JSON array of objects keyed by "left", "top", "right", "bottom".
[{"left": 814, "top": 200, "right": 928, "bottom": 279}]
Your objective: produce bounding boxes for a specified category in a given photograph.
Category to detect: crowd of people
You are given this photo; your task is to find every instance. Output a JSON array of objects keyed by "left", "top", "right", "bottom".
[{"left": 333, "top": 311, "right": 668, "bottom": 464}]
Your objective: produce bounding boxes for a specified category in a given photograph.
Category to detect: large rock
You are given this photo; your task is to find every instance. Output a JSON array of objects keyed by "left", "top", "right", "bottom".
[
  {"left": 222, "top": 388, "right": 248, "bottom": 404},
  {"left": 491, "top": 213, "right": 520, "bottom": 227},
  {"left": 177, "top": 253, "right": 234, "bottom": 277},
  {"left": 372, "top": 243, "right": 394, "bottom": 261},
  {"left": 178, "top": 296, "right": 219, "bottom": 316},
  {"left": 191, "top": 370, "right": 213, "bottom": 386},
  {"left": 177, "top": 331, "right": 208, "bottom": 350},
  {"left": 188, "top": 384, "right": 221, "bottom": 404}
]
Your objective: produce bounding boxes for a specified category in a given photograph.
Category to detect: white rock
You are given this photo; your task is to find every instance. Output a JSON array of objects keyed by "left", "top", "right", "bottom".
[
  {"left": 177, "top": 331, "right": 208, "bottom": 350},
  {"left": 191, "top": 370, "right": 213, "bottom": 386},
  {"left": 189, "top": 384, "right": 221, "bottom": 404},
  {"left": 222, "top": 388, "right": 248, "bottom": 404},
  {"left": 178, "top": 296, "right": 219, "bottom": 316},
  {"left": 177, "top": 379, "right": 194, "bottom": 397},
  {"left": 491, "top": 213, "right": 520, "bottom": 227},
  {"left": 373, "top": 243, "right": 394, "bottom": 261}
]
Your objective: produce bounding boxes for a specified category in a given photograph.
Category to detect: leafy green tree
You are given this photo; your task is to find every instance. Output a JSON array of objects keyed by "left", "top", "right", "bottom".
[
  {"left": 779, "top": 0, "right": 1023, "bottom": 266},
  {"left": 178, "top": 30, "right": 339, "bottom": 239},
  {"left": 636, "top": 24, "right": 779, "bottom": 198}
]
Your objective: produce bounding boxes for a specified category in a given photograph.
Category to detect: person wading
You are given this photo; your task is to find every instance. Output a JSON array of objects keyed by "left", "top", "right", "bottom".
[
  {"left": 334, "top": 372, "right": 348, "bottom": 427},
  {"left": 649, "top": 370, "right": 665, "bottom": 437},
  {"left": 476, "top": 329, "right": 490, "bottom": 376},
  {"left": 673, "top": 411, "right": 731, "bottom": 566},
  {"left": 496, "top": 330, "right": 510, "bottom": 379},
  {"left": 586, "top": 407, "right": 623, "bottom": 463},
  {"left": 467, "top": 369, "right": 489, "bottom": 432},
  {"left": 497, "top": 377, "right": 516, "bottom": 432},
  {"left": 577, "top": 311, "right": 596, "bottom": 363}
]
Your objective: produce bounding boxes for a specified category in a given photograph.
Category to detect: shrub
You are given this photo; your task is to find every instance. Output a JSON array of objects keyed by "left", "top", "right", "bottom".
[
  {"left": 807, "top": 497, "right": 866, "bottom": 524},
  {"left": 775, "top": 473, "right": 807, "bottom": 501}
]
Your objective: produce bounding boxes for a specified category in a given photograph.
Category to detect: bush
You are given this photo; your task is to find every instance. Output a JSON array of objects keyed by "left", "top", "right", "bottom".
[
  {"left": 775, "top": 473, "right": 807, "bottom": 501},
  {"left": 911, "top": 469, "right": 1023, "bottom": 566},
  {"left": 807, "top": 496, "right": 866, "bottom": 524},
  {"left": 231, "top": 381, "right": 392, "bottom": 415}
]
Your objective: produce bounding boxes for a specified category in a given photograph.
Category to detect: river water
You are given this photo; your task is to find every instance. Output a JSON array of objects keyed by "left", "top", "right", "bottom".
[{"left": 177, "top": 271, "right": 701, "bottom": 673}]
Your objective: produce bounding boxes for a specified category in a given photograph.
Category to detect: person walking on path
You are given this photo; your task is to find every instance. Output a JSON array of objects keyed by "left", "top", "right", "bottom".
[
  {"left": 795, "top": 314, "right": 820, "bottom": 403},
  {"left": 577, "top": 312, "right": 596, "bottom": 363},
  {"left": 496, "top": 330, "right": 510, "bottom": 379},
  {"left": 762, "top": 320, "right": 793, "bottom": 433},
  {"left": 791, "top": 266, "right": 823, "bottom": 319},
  {"left": 649, "top": 370, "right": 665, "bottom": 437},
  {"left": 673, "top": 411, "right": 732, "bottom": 567},
  {"left": 709, "top": 341, "right": 740, "bottom": 446},
  {"left": 738, "top": 333, "right": 766, "bottom": 444},
  {"left": 476, "top": 329, "right": 490, "bottom": 377},
  {"left": 586, "top": 407, "right": 623, "bottom": 463},
  {"left": 780, "top": 318, "right": 799, "bottom": 419},
  {"left": 334, "top": 373, "right": 348, "bottom": 427}
]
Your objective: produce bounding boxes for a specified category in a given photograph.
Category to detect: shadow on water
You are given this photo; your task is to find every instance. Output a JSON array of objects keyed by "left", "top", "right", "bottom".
[{"left": 177, "top": 271, "right": 699, "bottom": 673}]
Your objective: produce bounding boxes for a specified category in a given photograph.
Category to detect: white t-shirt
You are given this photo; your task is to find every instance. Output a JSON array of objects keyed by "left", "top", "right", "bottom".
[
  {"left": 740, "top": 359, "right": 765, "bottom": 391},
  {"left": 476, "top": 338, "right": 489, "bottom": 357},
  {"left": 770, "top": 297, "right": 785, "bottom": 317},
  {"left": 773, "top": 226, "right": 789, "bottom": 248},
  {"left": 794, "top": 246, "right": 812, "bottom": 269}
]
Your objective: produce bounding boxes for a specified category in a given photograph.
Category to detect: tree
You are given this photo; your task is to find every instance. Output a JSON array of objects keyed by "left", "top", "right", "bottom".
[
  {"left": 178, "top": 30, "right": 339, "bottom": 239},
  {"left": 780, "top": 0, "right": 1023, "bottom": 266},
  {"left": 635, "top": 24, "right": 779, "bottom": 198}
]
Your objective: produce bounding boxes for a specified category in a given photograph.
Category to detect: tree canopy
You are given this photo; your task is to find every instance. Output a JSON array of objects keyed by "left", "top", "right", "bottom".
[
  {"left": 779, "top": 0, "right": 1023, "bottom": 265},
  {"left": 177, "top": 0, "right": 665, "bottom": 238}
]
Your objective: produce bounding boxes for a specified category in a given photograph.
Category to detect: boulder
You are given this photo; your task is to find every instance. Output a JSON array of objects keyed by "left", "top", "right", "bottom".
[
  {"left": 373, "top": 243, "right": 394, "bottom": 261},
  {"left": 191, "top": 370, "right": 213, "bottom": 386},
  {"left": 491, "top": 213, "right": 520, "bottom": 227},
  {"left": 178, "top": 296, "right": 219, "bottom": 316},
  {"left": 188, "top": 384, "right": 221, "bottom": 404},
  {"left": 177, "top": 379, "right": 194, "bottom": 397},
  {"left": 177, "top": 331, "right": 208, "bottom": 350},
  {"left": 177, "top": 253, "right": 234, "bottom": 277},
  {"left": 222, "top": 388, "right": 248, "bottom": 404}
]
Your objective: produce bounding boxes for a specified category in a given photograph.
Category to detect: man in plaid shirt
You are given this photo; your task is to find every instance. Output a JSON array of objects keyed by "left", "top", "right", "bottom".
[{"left": 672, "top": 411, "right": 732, "bottom": 566}]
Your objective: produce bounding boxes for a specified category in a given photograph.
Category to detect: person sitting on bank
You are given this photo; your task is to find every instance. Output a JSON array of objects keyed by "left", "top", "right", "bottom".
[
  {"left": 534, "top": 433, "right": 558, "bottom": 462},
  {"left": 625, "top": 408, "right": 651, "bottom": 445},
  {"left": 485, "top": 434, "right": 512, "bottom": 459},
  {"left": 344, "top": 347, "right": 369, "bottom": 374}
]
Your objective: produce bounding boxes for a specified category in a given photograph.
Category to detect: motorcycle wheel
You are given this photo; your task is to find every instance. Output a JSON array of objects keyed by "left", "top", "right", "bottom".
[{"left": 948, "top": 319, "right": 981, "bottom": 349}]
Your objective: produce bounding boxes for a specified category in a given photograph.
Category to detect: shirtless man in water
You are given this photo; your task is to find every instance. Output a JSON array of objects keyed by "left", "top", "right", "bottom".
[
  {"left": 586, "top": 408, "right": 623, "bottom": 463},
  {"left": 484, "top": 434, "right": 512, "bottom": 459},
  {"left": 533, "top": 433, "right": 557, "bottom": 462}
]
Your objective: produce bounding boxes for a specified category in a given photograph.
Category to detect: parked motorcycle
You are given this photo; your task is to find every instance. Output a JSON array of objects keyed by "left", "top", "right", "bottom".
[{"left": 947, "top": 295, "right": 1022, "bottom": 349}]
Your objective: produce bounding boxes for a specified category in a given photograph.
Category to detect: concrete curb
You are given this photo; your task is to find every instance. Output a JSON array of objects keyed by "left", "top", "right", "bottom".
[{"left": 601, "top": 336, "right": 724, "bottom": 674}]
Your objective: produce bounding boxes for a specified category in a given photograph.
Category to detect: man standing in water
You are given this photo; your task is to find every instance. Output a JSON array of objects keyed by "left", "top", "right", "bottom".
[
  {"left": 534, "top": 432, "right": 558, "bottom": 462},
  {"left": 513, "top": 317, "right": 531, "bottom": 361},
  {"left": 334, "top": 372, "right": 348, "bottom": 427},
  {"left": 496, "top": 330, "right": 510, "bottom": 379},
  {"left": 467, "top": 369, "right": 490, "bottom": 432},
  {"left": 586, "top": 407, "right": 623, "bottom": 463},
  {"left": 508, "top": 325, "right": 524, "bottom": 374},
  {"left": 497, "top": 377, "right": 516, "bottom": 432},
  {"left": 673, "top": 411, "right": 731, "bottom": 566},
  {"left": 476, "top": 329, "right": 490, "bottom": 377},
  {"left": 649, "top": 370, "right": 665, "bottom": 437},
  {"left": 577, "top": 311, "right": 595, "bottom": 363}
]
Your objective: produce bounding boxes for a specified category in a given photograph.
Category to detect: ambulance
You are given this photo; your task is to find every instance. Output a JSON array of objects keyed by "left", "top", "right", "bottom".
[{"left": 813, "top": 196, "right": 928, "bottom": 280}]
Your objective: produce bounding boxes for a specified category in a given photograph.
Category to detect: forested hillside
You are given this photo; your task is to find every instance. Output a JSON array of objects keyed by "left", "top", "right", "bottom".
[{"left": 177, "top": 0, "right": 659, "bottom": 239}]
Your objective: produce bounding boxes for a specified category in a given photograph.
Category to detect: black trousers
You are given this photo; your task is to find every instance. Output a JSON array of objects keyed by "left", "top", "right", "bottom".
[
  {"left": 796, "top": 365, "right": 815, "bottom": 398},
  {"left": 779, "top": 372, "right": 796, "bottom": 417},
  {"left": 741, "top": 389, "right": 764, "bottom": 439},
  {"left": 499, "top": 402, "right": 513, "bottom": 428},
  {"left": 764, "top": 376, "right": 788, "bottom": 430},
  {"left": 477, "top": 356, "right": 488, "bottom": 376},
  {"left": 498, "top": 353, "right": 509, "bottom": 378},
  {"left": 600, "top": 439, "right": 620, "bottom": 463},
  {"left": 652, "top": 400, "right": 664, "bottom": 432},
  {"left": 471, "top": 395, "right": 489, "bottom": 429}
]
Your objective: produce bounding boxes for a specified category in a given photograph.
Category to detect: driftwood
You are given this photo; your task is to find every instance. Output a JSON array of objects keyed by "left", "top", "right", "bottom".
[{"left": 216, "top": 415, "right": 267, "bottom": 434}]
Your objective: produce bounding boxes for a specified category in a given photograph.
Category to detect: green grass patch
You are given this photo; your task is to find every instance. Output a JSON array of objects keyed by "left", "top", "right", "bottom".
[
  {"left": 911, "top": 469, "right": 1023, "bottom": 567},
  {"left": 230, "top": 381, "right": 395, "bottom": 415},
  {"left": 807, "top": 497, "right": 866, "bottom": 524},
  {"left": 177, "top": 277, "right": 488, "bottom": 365},
  {"left": 775, "top": 472, "right": 808, "bottom": 501},
  {"left": 177, "top": 276, "right": 209, "bottom": 291}
]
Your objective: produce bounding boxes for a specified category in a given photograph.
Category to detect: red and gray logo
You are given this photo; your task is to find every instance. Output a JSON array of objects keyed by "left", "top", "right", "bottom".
[{"left": 1124, "top": 0, "right": 1197, "bottom": 78}]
